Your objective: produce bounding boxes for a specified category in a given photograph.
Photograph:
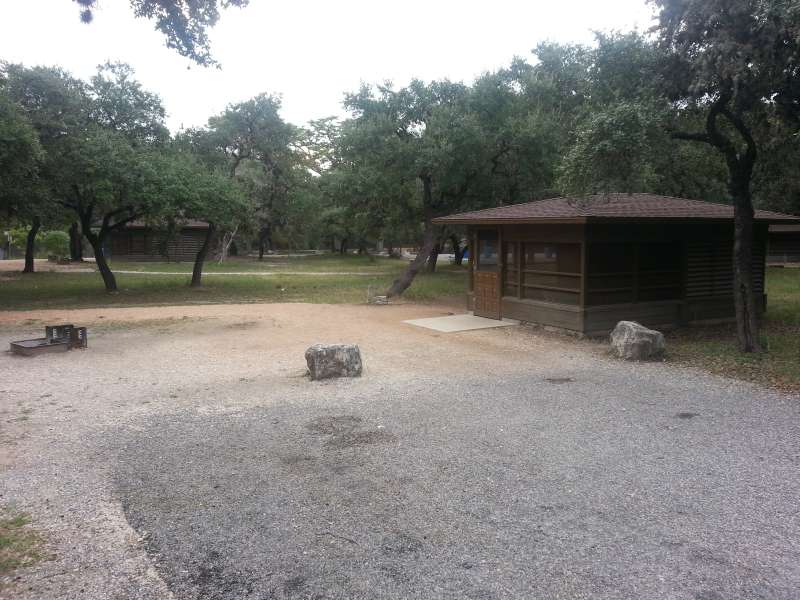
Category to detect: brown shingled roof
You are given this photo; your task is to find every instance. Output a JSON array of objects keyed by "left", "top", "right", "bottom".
[
  {"left": 123, "top": 219, "right": 210, "bottom": 229},
  {"left": 433, "top": 194, "right": 800, "bottom": 224}
]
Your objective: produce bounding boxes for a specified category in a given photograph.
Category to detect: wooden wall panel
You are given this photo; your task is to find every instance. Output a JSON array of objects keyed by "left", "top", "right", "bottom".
[
  {"left": 501, "top": 224, "right": 584, "bottom": 243},
  {"left": 501, "top": 298, "right": 581, "bottom": 330},
  {"left": 583, "top": 301, "right": 682, "bottom": 336}
]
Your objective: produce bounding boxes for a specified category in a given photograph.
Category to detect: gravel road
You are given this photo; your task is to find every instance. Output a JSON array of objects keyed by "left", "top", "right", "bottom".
[{"left": 1, "top": 303, "right": 798, "bottom": 599}]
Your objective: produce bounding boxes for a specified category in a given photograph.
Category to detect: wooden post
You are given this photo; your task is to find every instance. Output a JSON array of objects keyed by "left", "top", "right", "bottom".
[
  {"left": 497, "top": 226, "right": 503, "bottom": 317},
  {"left": 579, "top": 230, "right": 587, "bottom": 333},
  {"left": 632, "top": 242, "right": 640, "bottom": 303}
]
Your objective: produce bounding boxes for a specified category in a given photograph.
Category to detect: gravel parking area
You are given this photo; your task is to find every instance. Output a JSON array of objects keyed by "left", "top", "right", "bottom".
[{"left": 1, "top": 303, "right": 798, "bottom": 599}]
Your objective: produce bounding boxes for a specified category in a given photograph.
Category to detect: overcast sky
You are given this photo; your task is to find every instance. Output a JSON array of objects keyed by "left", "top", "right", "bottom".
[{"left": 1, "top": 0, "right": 656, "bottom": 131}]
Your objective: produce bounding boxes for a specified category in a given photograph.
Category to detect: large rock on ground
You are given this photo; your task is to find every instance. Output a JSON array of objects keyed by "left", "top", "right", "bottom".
[
  {"left": 610, "top": 321, "right": 666, "bottom": 361},
  {"left": 305, "top": 344, "right": 363, "bottom": 380}
]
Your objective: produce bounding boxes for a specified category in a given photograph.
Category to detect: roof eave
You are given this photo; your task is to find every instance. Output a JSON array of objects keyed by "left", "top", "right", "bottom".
[
  {"left": 432, "top": 216, "right": 800, "bottom": 226},
  {"left": 431, "top": 217, "right": 588, "bottom": 225}
]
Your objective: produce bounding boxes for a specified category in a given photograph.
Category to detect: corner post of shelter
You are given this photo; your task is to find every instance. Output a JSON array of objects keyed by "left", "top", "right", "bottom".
[
  {"left": 466, "top": 227, "right": 475, "bottom": 310},
  {"left": 679, "top": 238, "right": 690, "bottom": 326},
  {"left": 578, "top": 234, "right": 587, "bottom": 333},
  {"left": 497, "top": 226, "right": 504, "bottom": 316}
]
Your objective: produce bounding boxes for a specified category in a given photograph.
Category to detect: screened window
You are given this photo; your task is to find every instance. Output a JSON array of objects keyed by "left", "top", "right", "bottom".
[
  {"left": 523, "top": 243, "right": 581, "bottom": 273},
  {"left": 477, "top": 230, "right": 498, "bottom": 271},
  {"left": 638, "top": 242, "right": 682, "bottom": 301},
  {"left": 501, "top": 241, "right": 581, "bottom": 305},
  {"left": 586, "top": 242, "right": 683, "bottom": 306},
  {"left": 503, "top": 242, "right": 519, "bottom": 297}
]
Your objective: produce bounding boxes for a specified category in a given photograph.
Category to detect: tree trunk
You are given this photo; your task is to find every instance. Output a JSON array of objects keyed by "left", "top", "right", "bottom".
[
  {"left": 258, "top": 224, "right": 271, "bottom": 260},
  {"left": 386, "top": 220, "right": 438, "bottom": 297},
  {"left": 731, "top": 187, "right": 762, "bottom": 353},
  {"left": 191, "top": 222, "right": 216, "bottom": 287},
  {"left": 426, "top": 242, "right": 441, "bottom": 273},
  {"left": 386, "top": 174, "right": 438, "bottom": 297},
  {"left": 672, "top": 92, "right": 762, "bottom": 354},
  {"left": 69, "top": 222, "right": 83, "bottom": 262},
  {"left": 217, "top": 225, "right": 238, "bottom": 264},
  {"left": 339, "top": 239, "right": 348, "bottom": 255},
  {"left": 85, "top": 232, "right": 117, "bottom": 291},
  {"left": 22, "top": 216, "right": 41, "bottom": 274},
  {"left": 451, "top": 235, "right": 465, "bottom": 266}
]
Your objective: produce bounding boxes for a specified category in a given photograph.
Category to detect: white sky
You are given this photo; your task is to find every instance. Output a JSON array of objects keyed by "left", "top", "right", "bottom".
[{"left": 1, "top": 0, "right": 656, "bottom": 131}]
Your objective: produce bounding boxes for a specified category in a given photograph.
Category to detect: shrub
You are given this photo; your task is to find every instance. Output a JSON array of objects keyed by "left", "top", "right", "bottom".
[{"left": 42, "top": 230, "right": 70, "bottom": 258}]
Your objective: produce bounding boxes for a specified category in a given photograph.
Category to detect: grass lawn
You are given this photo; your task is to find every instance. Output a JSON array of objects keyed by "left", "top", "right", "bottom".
[
  {"left": 107, "top": 254, "right": 399, "bottom": 273},
  {"left": 668, "top": 267, "right": 800, "bottom": 393},
  {"left": 0, "top": 254, "right": 467, "bottom": 310},
  {"left": 0, "top": 507, "right": 46, "bottom": 582}
]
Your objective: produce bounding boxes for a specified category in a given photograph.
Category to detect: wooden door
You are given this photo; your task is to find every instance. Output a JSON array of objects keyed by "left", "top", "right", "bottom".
[
  {"left": 474, "top": 271, "right": 500, "bottom": 319},
  {"left": 474, "top": 229, "right": 501, "bottom": 319}
]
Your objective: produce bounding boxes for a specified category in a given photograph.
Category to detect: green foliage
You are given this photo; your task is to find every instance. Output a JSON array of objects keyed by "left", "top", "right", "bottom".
[
  {"left": 0, "top": 91, "right": 43, "bottom": 217},
  {"left": 0, "top": 65, "right": 81, "bottom": 226},
  {"left": 89, "top": 62, "right": 168, "bottom": 143},
  {"left": 557, "top": 102, "right": 667, "bottom": 195},
  {"left": 72, "top": 0, "right": 249, "bottom": 66},
  {"left": 152, "top": 145, "right": 249, "bottom": 229},
  {"left": 193, "top": 92, "right": 310, "bottom": 247},
  {"left": 42, "top": 230, "right": 70, "bottom": 257},
  {"left": 7, "top": 226, "right": 38, "bottom": 250},
  {"left": 651, "top": 0, "right": 800, "bottom": 213}
]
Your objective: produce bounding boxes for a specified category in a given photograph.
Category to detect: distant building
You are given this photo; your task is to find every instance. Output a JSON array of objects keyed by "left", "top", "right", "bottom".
[
  {"left": 104, "top": 221, "right": 210, "bottom": 262},
  {"left": 767, "top": 224, "right": 800, "bottom": 264}
]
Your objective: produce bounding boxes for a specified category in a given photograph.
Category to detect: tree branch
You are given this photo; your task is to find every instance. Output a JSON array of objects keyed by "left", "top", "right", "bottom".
[
  {"left": 720, "top": 106, "right": 758, "bottom": 170},
  {"left": 57, "top": 200, "right": 78, "bottom": 210},
  {"left": 704, "top": 88, "right": 739, "bottom": 162},
  {"left": 106, "top": 213, "right": 143, "bottom": 232}
]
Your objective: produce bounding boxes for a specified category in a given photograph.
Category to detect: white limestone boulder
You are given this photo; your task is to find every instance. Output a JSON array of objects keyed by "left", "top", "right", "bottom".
[
  {"left": 305, "top": 344, "right": 363, "bottom": 380},
  {"left": 610, "top": 321, "right": 666, "bottom": 361}
]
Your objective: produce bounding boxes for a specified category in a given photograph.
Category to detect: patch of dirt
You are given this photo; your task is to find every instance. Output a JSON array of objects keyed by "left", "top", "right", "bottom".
[
  {"left": 544, "top": 377, "right": 574, "bottom": 384},
  {"left": 381, "top": 531, "right": 424, "bottom": 555},
  {"left": 279, "top": 454, "right": 317, "bottom": 467},
  {"left": 192, "top": 550, "right": 254, "bottom": 599},
  {"left": 305, "top": 415, "right": 362, "bottom": 436},
  {"left": 0, "top": 259, "right": 94, "bottom": 273},
  {"left": 283, "top": 575, "right": 307, "bottom": 595},
  {"left": 324, "top": 429, "right": 396, "bottom": 450},
  {"left": 223, "top": 321, "right": 259, "bottom": 330},
  {"left": 675, "top": 412, "right": 700, "bottom": 420}
]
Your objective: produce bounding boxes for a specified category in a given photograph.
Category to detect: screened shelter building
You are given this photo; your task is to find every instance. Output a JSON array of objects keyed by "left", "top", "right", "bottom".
[
  {"left": 767, "top": 224, "right": 800, "bottom": 264},
  {"left": 434, "top": 194, "right": 800, "bottom": 336},
  {"left": 103, "top": 220, "right": 210, "bottom": 262}
]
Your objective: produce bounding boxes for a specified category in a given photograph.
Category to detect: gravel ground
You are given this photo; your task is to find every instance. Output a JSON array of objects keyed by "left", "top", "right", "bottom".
[{"left": 0, "top": 303, "right": 798, "bottom": 599}]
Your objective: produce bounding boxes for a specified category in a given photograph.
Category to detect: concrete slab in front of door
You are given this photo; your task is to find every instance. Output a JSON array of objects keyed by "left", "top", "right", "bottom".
[{"left": 403, "top": 313, "right": 520, "bottom": 333}]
